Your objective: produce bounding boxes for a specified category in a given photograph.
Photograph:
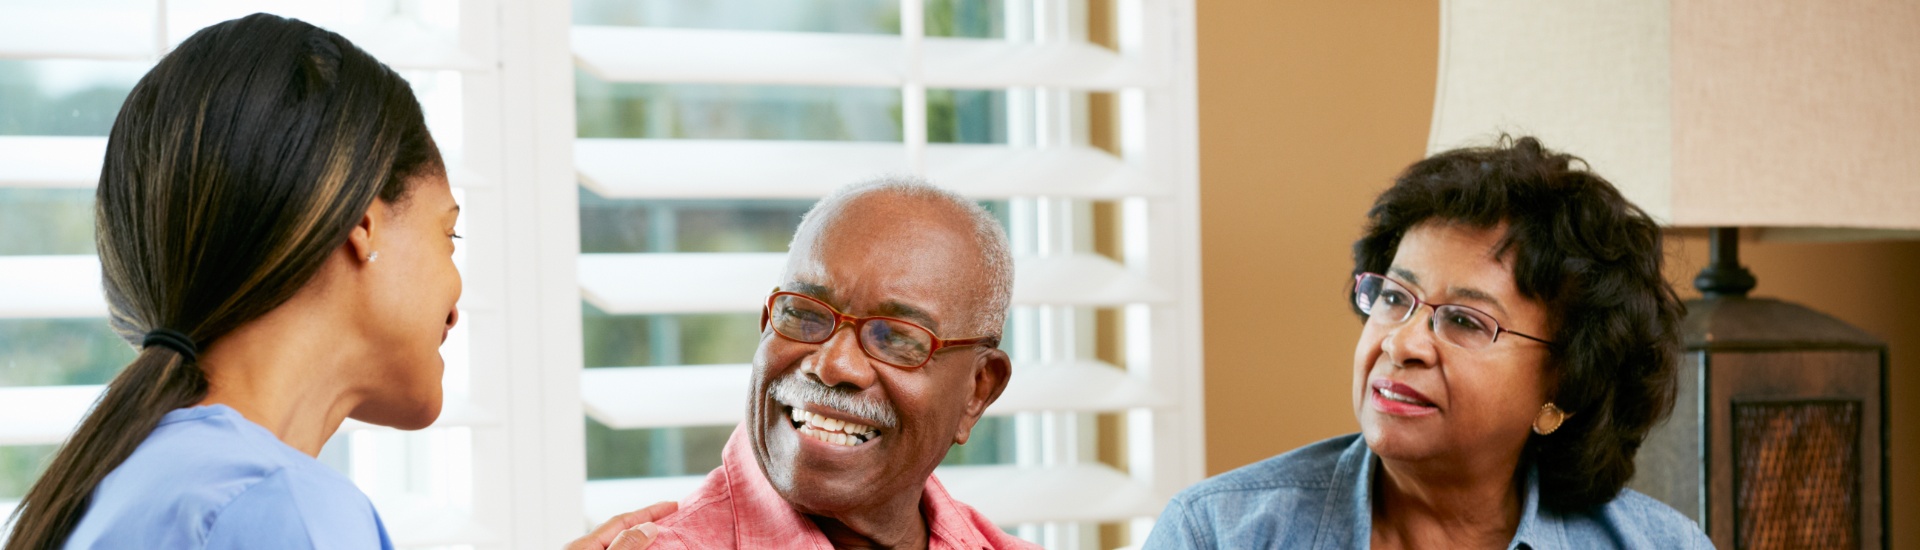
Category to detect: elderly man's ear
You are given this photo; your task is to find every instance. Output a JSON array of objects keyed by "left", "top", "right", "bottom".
[{"left": 952, "top": 349, "right": 1012, "bottom": 445}]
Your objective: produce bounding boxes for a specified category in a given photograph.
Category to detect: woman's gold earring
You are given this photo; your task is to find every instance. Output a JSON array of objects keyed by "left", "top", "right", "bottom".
[
  {"left": 367, "top": 251, "right": 379, "bottom": 263},
  {"left": 1533, "top": 403, "right": 1570, "bottom": 435}
]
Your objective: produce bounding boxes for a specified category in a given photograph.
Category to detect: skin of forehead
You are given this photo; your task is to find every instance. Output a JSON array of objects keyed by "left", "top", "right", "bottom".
[{"left": 1391, "top": 221, "right": 1548, "bottom": 332}]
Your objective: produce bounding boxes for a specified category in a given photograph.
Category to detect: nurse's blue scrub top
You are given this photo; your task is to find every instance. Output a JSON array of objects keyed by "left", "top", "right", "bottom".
[{"left": 63, "top": 405, "right": 393, "bottom": 549}]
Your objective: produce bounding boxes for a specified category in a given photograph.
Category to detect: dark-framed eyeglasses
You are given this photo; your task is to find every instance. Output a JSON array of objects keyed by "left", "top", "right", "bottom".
[
  {"left": 760, "top": 289, "right": 1000, "bottom": 369},
  {"left": 1353, "top": 272, "right": 1553, "bottom": 350}
]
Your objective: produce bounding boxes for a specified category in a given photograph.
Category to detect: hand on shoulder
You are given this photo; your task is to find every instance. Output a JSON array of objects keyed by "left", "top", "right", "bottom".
[{"left": 565, "top": 501, "right": 679, "bottom": 550}]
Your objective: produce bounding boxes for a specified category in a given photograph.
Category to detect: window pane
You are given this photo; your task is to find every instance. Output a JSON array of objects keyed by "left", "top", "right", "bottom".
[
  {"left": 927, "top": 89, "right": 1009, "bottom": 144},
  {"left": 0, "top": 316, "right": 130, "bottom": 503},
  {"left": 580, "top": 193, "right": 812, "bottom": 254},
  {"left": 167, "top": 0, "right": 464, "bottom": 48},
  {"left": 926, "top": 0, "right": 1006, "bottom": 39},
  {"left": 573, "top": 0, "right": 1030, "bottom": 483},
  {"left": 583, "top": 308, "right": 760, "bottom": 369},
  {"left": 0, "top": 189, "right": 96, "bottom": 256},
  {"left": 941, "top": 415, "right": 1017, "bottom": 465},
  {"left": 0, "top": 59, "right": 142, "bottom": 136},
  {"left": 0, "top": 445, "right": 56, "bottom": 501},
  {"left": 586, "top": 422, "right": 732, "bottom": 479},
  {"left": 0, "top": 318, "right": 132, "bottom": 387},
  {"left": 576, "top": 76, "right": 903, "bottom": 142},
  {"left": 581, "top": 299, "right": 757, "bottom": 480}
]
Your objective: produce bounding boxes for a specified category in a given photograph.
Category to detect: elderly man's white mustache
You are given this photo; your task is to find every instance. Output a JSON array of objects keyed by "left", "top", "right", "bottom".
[{"left": 769, "top": 371, "right": 899, "bottom": 429}]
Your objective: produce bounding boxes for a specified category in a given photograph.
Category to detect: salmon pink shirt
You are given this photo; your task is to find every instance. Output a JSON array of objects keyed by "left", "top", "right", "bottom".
[{"left": 647, "top": 424, "right": 1038, "bottom": 550}]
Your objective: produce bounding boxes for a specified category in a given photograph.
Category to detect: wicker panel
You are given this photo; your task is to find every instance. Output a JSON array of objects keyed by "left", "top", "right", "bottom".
[{"left": 1732, "top": 400, "right": 1861, "bottom": 550}]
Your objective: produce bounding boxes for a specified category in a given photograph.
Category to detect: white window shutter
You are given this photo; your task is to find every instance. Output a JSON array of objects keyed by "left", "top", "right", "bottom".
[
  {"left": 562, "top": 1, "right": 1205, "bottom": 544},
  {"left": 0, "top": 1, "right": 518, "bottom": 547},
  {"left": 1, "top": 1, "right": 1205, "bottom": 547}
]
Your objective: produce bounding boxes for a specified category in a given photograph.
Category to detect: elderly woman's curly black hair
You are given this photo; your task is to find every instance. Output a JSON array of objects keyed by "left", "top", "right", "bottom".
[{"left": 1351, "top": 135, "right": 1685, "bottom": 511}]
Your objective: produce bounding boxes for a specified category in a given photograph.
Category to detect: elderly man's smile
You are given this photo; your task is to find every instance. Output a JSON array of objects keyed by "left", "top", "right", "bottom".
[
  {"left": 785, "top": 404, "right": 881, "bottom": 447},
  {"left": 649, "top": 179, "right": 1025, "bottom": 549}
]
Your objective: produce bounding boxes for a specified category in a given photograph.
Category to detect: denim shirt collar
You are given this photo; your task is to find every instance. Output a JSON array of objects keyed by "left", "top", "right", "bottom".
[
  {"left": 1505, "top": 461, "right": 1565, "bottom": 550},
  {"left": 1326, "top": 437, "right": 1567, "bottom": 550}
]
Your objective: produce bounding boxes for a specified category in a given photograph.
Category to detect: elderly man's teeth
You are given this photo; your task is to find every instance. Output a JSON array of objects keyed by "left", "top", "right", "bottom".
[
  {"left": 798, "top": 426, "right": 865, "bottom": 447},
  {"left": 791, "top": 408, "right": 879, "bottom": 445}
]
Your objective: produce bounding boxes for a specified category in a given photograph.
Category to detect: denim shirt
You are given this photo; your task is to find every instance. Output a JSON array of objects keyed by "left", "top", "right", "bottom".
[{"left": 1143, "top": 434, "right": 1711, "bottom": 549}]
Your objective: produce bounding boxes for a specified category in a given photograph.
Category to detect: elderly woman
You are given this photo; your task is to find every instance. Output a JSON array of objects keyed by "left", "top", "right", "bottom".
[{"left": 1144, "top": 137, "right": 1709, "bottom": 548}]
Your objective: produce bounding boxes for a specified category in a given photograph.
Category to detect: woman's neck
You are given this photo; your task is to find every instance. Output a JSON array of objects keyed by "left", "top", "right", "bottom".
[
  {"left": 193, "top": 300, "right": 367, "bottom": 457},
  {"left": 1370, "top": 452, "right": 1527, "bottom": 550}
]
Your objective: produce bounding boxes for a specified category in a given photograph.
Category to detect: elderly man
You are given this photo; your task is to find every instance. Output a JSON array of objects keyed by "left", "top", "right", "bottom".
[{"left": 644, "top": 177, "right": 1035, "bottom": 550}]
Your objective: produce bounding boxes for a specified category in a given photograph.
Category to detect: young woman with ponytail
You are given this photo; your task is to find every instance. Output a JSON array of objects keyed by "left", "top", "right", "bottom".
[
  {"left": 3, "top": 13, "right": 679, "bottom": 549},
  {"left": 1, "top": 13, "right": 457, "bottom": 549}
]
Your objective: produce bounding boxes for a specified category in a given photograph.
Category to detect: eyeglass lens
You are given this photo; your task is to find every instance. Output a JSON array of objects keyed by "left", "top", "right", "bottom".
[
  {"left": 1354, "top": 274, "right": 1503, "bottom": 349},
  {"left": 768, "top": 293, "right": 937, "bottom": 367}
]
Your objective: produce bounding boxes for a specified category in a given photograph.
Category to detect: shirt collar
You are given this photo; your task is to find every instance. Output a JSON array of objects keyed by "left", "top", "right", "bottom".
[
  {"left": 1313, "top": 437, "right": 1375, "bottom": 549},
  {"left": 715, "top": 424, "right": 1010, "bottom": 550},
  {"left": 716, "top": 425, "right": 832, "bottom": 549},
  {"left": 1339, "top": 438, "right": 1568, "bottom": 550},
  {"left": 1505, "top": 464, "right": 1567, "bottom": 550}
]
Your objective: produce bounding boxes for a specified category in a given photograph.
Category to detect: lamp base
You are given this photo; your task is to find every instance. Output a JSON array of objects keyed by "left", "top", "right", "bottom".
[{"left": 1631, "top": 295, "right": 1888, "bottom": 549}]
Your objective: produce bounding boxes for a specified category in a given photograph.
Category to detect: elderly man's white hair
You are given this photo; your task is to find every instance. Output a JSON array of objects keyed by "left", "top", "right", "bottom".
[{"left": 788, "top": 175, "right": 1014, "bottom": 337}]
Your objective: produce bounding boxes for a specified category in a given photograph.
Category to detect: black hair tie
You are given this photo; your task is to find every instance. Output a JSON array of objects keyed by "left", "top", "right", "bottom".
[{"left": 142, "top": 329, "right": 199, "bottom": 362}]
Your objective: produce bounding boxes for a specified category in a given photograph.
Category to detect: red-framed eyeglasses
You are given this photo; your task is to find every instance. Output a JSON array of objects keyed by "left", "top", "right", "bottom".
[{"left": 761, "top": 289, "right": 1000, "bottom": 369}]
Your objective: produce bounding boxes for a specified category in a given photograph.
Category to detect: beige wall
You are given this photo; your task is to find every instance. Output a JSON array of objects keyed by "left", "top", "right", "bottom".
[
  {"left": 1195, "top": 2, "right": 1437, "bottom": 470},
  {"left": 1194, "top": 2, "right": 1917, "bottom": 546}
]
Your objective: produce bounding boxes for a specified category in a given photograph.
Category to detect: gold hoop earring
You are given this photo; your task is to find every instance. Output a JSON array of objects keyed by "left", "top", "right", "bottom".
[{"left": 1533, "top": 403, "right": 1571, "bottom": 435}]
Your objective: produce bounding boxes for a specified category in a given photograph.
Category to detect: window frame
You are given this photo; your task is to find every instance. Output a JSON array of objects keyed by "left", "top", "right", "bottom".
[{"left": 0, "top": 0, "right": 1205, "bottom": 547}]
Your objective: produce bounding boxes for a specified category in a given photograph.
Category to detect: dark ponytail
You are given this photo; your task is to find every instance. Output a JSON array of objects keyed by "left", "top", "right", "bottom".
[{"left": 4, "top": 13, "right": 441, "bottom": 549}]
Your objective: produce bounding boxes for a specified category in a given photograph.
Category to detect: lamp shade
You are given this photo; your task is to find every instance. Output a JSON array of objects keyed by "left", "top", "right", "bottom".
[{"left": 1430, "top": 0, "right": 1920, "bottom": 232}]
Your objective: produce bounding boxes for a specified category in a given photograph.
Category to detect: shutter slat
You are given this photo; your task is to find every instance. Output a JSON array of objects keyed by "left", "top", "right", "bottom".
[
  {"left": 581, "top": 366, "right": 749, "bottom": 429},
  {"left": 576, "top": 139, "right": 1161, "bottom": 200},
  {"left": 0, "top": 6, "right": 156, "bottom": 61},
  {"left": 581, "top": 360, "right": 1161, "bottom": 431},
  {"left": 0, "top": 385, "right": 99, "bottom": 446},
  {"left": 991, "top": 359, "right": 1168, "bottom": 414},
  {"left": 922, "top": 37, "right": 1154, "bottom": 90},
  {"left": 578, "top": 253, "right": 1167, "bottom": 316},
  {"left": 0, "top": 256, "right": 106, "bottom": 320},
  {"left": 333, "top": 23, "right": 490, "bottom": 72},
  {"left": 1011, "top": 253, "right": 1174, "bottom": 306},
  {"left": 573, "top": 26, "right": 901, "bottom": 87},
  {"left": 0, "top": 385, "right": 495, "bottom": 447},
  {"left": 576, "top": 139, "right": 907, "bottom": 200},
  {"left": 583, "top": 463, "right": 1155, "bottom": 526},
  {"left": 0, "top": 254, "right": 490, "bottom": 320},
  {"left": 578, "top": 253, "right": 781, "bottom": 315},
  {"left": 0, "top": 136, "right": 488, "bottom": 190},
  {"left": 570, "top": 26, "right": 1154, "bottom": 90},
  {"left": 0, "top": 137, "right": 108, "bottom": 189}
]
